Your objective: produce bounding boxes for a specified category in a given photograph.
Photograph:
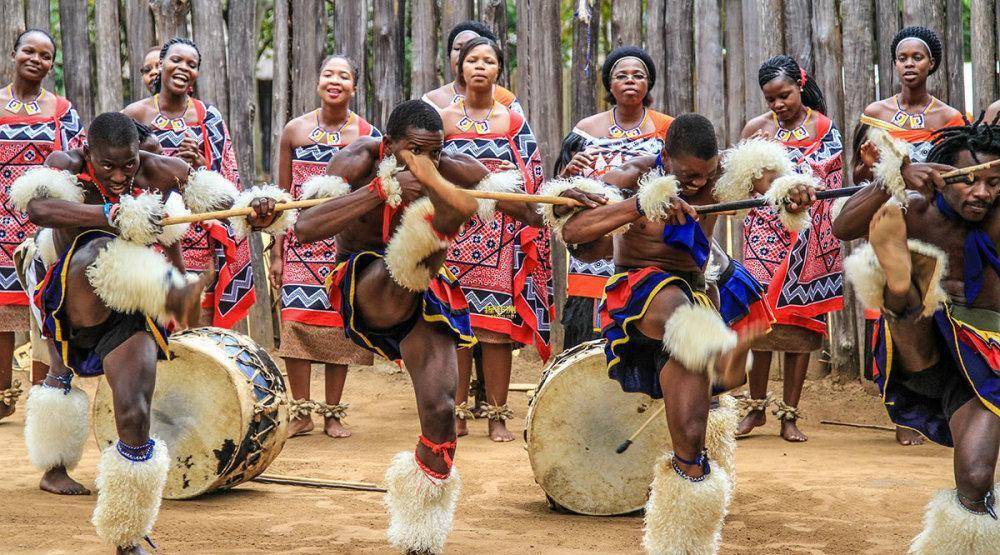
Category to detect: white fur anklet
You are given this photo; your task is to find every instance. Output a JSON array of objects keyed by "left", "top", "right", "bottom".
[
  {"left": 643, "top": 454, "right": 731, "bottom": 555},
  {"left": 23, "top": 383, "right": 90, "bottom": 471},
  {"left": 663, "top": 304, "right": 737, "bottom": 378},
  {"left": 909, "top": 489, "right": 999, "bottom": 554},
  {"left": 384, "top": 451, "right": 461, "bottom": 555},
  {"left": 474, "top": 170, "right": 522, "bottom": 220},
  {"left": 229, "top": 185, "right": 296, "bottom": 239},
  {"left": 763, "top": 173, "right": 817, "bottom": 233},
  {"left": 705, "top": 395, "right": 739, "bottom": 490},
  {"left": 714, "top": 138, "right": 794, "bottom": 202},
  {"left": 182, "top": 169, "right": 239, "bottom": 213},
  {"left": 843, "top": 239, "right": 949, "bottom": 318},
  {"left": 637, "top": 170, "right": 680, "bottom": 223},
  {"left": 536, "top": 177, "right": 625, "bottom": 242},
  {"left": 10, "top": 166, "right": 85, "bottom": 211},
  {"left": 384, "top": 198, "right": 450, "bottom": 292},
  {"left": 92, "top": 439, "right": 169, "bottom": 549}
]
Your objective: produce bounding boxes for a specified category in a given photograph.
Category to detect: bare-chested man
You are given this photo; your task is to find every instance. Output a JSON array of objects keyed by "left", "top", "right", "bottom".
[
  {"left": 834, "top": 118, "right": 999, "bottom": 552},
  {"left": 559, "top": 114, "right": 813, "bottom": 553},
  {"left": 294, "top": 100, "right": 591, "bottom": 554},
  {"left": 15, "top": 112, "right": 279, "bottom": 554}
]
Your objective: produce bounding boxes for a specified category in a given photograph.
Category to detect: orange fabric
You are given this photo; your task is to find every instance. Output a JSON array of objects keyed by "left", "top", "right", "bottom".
[
  {"left": 647, "top": 109, "right": 674, "bottom": 139},
  {"left": 887, "top": 114, "right": 966, "bottom": 144},
  {"left": 567, "top": 273, "right": 610, "bottom": 299},
  {"left": 493, "top": 85, "right": 517, "bottom": 108}
]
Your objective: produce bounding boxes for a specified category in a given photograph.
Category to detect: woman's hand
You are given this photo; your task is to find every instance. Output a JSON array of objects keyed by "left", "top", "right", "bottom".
[{"left": 559, "top": 151, "right": 597, "bottom": 178}]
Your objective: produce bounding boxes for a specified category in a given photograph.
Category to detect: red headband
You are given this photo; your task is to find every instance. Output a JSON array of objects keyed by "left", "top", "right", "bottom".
[{"left": 799, "top": 67, "right": 807, "bottom": 86}]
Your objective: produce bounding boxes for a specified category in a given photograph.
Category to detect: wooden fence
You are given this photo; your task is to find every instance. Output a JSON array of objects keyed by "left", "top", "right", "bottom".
[{"left": 1, "top": 0, "right": 999, "bottom": 375}]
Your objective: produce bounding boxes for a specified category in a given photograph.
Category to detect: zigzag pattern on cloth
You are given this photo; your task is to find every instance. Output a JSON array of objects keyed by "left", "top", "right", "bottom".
[
  {"left": 281, "top": 284, "right": 333, "bottom": 311},
  {"left": 217, "top": 265, "right": 253, "bottom": 308},
  {"left": 0, "top": 268, "right": 21, "bottom": 291},
  {"left": 569, "top": 257, "right": 614, "bottom": 278}
]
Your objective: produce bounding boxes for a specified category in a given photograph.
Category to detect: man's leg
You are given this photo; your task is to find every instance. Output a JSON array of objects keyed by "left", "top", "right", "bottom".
[
  {"left": 737, "top": 350, "right": 772, "bottom": 436},
  {"left": 0, "top": 331, "right": 18, "bottom": 420},
  {"left": 778, "top": 351, "right": 809, "bottom": 442},
  {"left": 454, "top": 347, "right": 474, "bottom": 437},
  {"left": 481, "top": 343, "right": 515, "bottom": 442},
  {"left": 322, "top": 363, "right": 351, "bottom": 438},
  {"left": 284, "top": 357, "right": 315, "bottom": 437}
]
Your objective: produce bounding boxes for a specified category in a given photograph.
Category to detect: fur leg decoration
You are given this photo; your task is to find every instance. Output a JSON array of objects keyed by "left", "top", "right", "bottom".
[
  {"left": 662, "top": 304, "right": 737, "bottom": 378},
  {"left": 10, "top": 166, "right": 84, "bottom": 212},
  {"left": 637, "top": 170, "right": 680, "bottom": 223},
  {"left": 92, "top": 439, "right": 169, "bottom": 549},
  {"left": 763, "top": 173, "right": 817, "bottom": 233},
  {"left": 301, "top": 174, "right": 351, "bottom": 200},
  {"left": 843, "top": 240, "right": 949, "bottom": 318},
  {"left": 383, "top": 451, "right": 461, "bottom": 555},
  {"left": 384, "top": 198, "right": 449, "bottom": 292},
  {"left": 182, "top": 168, "right": 240, "bottom": 213},
  {"left": 705, "top": 395, "right": 739, "bottom": 489},
  {"left": 909, "top": 490, "right": 999, "bottom": 555},
  {"left": 643, "top": 455, "right": 732, "bottom": 555},
  {"left": 474, "top": 170, "right": 523, "bottom": 220},
  {"left": 113, "top": 191, "right": 165, "bottom": 245},
  {"left": 713, "top": 138, "right": 795, "bottom": 203},
  {"left": 157, "top": 191, "right": 190, "bottom": 246},
  {"left": 23, "top": 384, "right": 90, "bottom": 471},
  {"left": 536, "top": 177, "right": 625, "bottom": 242},
  {"left": 86, "top": 238, "right": 199, "bottom": 324},
  {"left": 229, "top": 185, "right": 296, "bottom": 240}
]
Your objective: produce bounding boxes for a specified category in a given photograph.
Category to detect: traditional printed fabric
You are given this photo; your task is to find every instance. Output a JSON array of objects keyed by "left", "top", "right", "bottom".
[
  {"left": 443, "top": 110, "right": 554, "bottom": 360},
  {"left": 327, "top": 250, "right": 475, "bottom": 363},
  {"left": 886, "top": 114, "right": 967, "bottom": 163},
  {"left": 280, "top": 120, "right": 381, "bottom": 327},
  {"left": 870, "top": 305, "right": 999, "bottom": 447},
  {"left": 149, "top": 100, "right": 254, "bottom": 328},
  {"left": 564, "top": 111, "right": 673, "bottom": 300},
  {"left": 743, "top": 113, "right": 844, "bottom": 334},
  {"left": 35, "top": 230, "right": 170, "bottom": 377},
  {"left": 421, "top": 84, "right": 524, "bottom": 116},
  {"left": 0, "top": 97, "right": 85, "bottom": 306}
]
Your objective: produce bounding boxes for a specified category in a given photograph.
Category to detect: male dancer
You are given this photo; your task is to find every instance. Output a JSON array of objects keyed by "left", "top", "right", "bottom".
[{"left": 834, "top": 117, "right": 999, "bottom": 553}]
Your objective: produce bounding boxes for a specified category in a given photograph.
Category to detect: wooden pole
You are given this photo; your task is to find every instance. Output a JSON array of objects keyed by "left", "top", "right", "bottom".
[
  {"left": 270, "top": 0, "right": 290, "bottom": 181},
  {"left": 782, "top": 0, "right": 813, "bottom": 74},
  {"left": 372, "top": 0, "right": 404, "bottom": 126},
  {"left": 723, "top": 0, "right": 745, "bottom": 146},
  {"left": 646, "top": 0, "right": 668, "bottom": 113},
  {"left": 94, "top": 0, "right": 125, "bottom": 115},
  {"left": 290, "top": 0, "right": 326, "bottom": 117},
  {"left": 611, "top": 0, "right": 642, "bottom": 48},
  {"left": 332, "top": 0, "right": 369, "bottom": 119},
  {"left": 440, "top": 0, "right": 475, "bottom": 82},
  {"left": 943, "top": 0, "right": 965, "bottom": 113},
  {"left": 514, "top": 0, "right": 531, "bottom": 108},
  {"left": 873, "top": 0, "right": 900, "bottom": 100},
  {"left": 124, "top": 0, "right": 156, "bottom": 102},
  {"left": 0, "top": 0, "right": 26, "bottom": 86},
  {"left": 810, "top": 0, "right": 845, "bottom": 130},
  {"left": 570, "top": 1, "right": 599, "bottom": 124},
  {"left": 149, "top": 0, "right": 190, "bottom": 44},
  {"left": 693, "top": 0, "right": 726, "bottom": 142},
  {"left": 478, "top": 0, "right": 510, "bottom": 87},
  {"left": 58, "top": 0, "right": 93, "bottom": 124},
  {"left": 23, "top": 0, "right": 54, "bottom": 90},
  {"left": 740, "top": 0, "right": 765, "bottom": 119},
  {"left": 410, "top": 0, "right": 439, "bottom": 96},
  {"left": 191, "top": 0, "right": 230, "bottom": 119},
  {"left": 664, "top": 0, "right": 694, "bottom": 115},
  {"left": 971, "top": 0, "right": 999, "bottom": 115}
]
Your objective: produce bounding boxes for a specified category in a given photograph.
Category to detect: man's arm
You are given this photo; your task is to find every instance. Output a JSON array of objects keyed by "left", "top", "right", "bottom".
[{"left": 437, "top": 152, "right": 546, "bottom": 226}]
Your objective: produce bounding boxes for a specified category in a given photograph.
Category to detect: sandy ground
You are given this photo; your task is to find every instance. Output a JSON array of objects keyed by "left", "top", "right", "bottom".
[{"left": 0, "top": 353, "right": 964, "bottom": 554}]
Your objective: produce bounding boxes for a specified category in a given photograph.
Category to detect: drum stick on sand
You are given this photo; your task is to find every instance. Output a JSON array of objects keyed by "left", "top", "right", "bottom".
[{"left": 616, "top": 404, "right": 666, "bottom": 454}]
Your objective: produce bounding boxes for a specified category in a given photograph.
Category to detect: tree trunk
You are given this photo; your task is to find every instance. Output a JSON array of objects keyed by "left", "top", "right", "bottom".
[
  {"left": 124, "top": 0, "right": 156, "bottom": 102},
  {"left": 0, "top": 0, "right": 25, "bottom": 86},
  {"left": 372, "top": 0, "right": 404, "bottom": 126},
  {"left": 24, "top": 0, "right": 54, "bottom": 90},
  {"left": 783, "top": 0, "right": 812, "bottom": 74},
  {"left": 943, "top": 0, "right": 965, "bottom": 112},
  {"left": 873, "top": 0, "right": 899, "bottom": 100},
  {"left": 191, "top": 0, "right": 229, "bottom": 119},
  {"left": 740, "top": 0, "right": 764, "bottom": 119},
  {"left": 646, "top": 0, "right": 667, "bottom": 113},
  {"left": 410, "top": 0, "right": 438, "bottom": 96},
  {"left": 693, "top": 0, "right": 725, "bottom": 141},
  {"left": 723, "top": 0, "right": 745, "bottom": 146},
  {"left": 664, "top": 0, "right": 694, "bottom": 115},
  {"left": 149, "top": 0, "right": 190, "bottom": 43},
  {"left": 270, "top": 0, "right": 290, "bottom": 179},
  {"left": 971, "top": 0, "right": 998, "bottom": 115},
  {"left": 333, "top": 0, "right": 368, "bottom": 119},
  {"left": 440, "top": 0, "right": 474, "bottom": 82},
  {"left": 479, "top": 0, "right": 509, "bottom": 86},
  {"left": 810, "top": 0, "right": 844, "bottom": 129},
  {"left": 901, "top": 0, "right": 946, "bottom": 101},
  {"left": 291, "top": 0, "right": 326, "bottom": 117},
  {"left": 611, "top": 0, "right": 642, "bottom": 48},
  {"left": 94, "top": 0, "right": 124, "bottom": 114},
  {"left": 59, "top": 0, "right": 93, "bottom": 123},
  {"left": 570, "top": 2, "right": 599, "bottom": 124}
]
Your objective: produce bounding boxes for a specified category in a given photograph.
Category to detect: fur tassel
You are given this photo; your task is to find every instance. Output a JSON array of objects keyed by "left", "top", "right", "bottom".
[
  {"left": 92, "top": 440, "right": 169, "bottom": 548},
  {"left": 867, "top": 127, "right": 910, "bottom": 205},
  {"left": 763, "top": 173, "right": 816, "bottom": 233},
  {"left": 643, "top": 455, "right": 731, "bottom": 555},
  {"left": 114, "top": 192, "right": 165, "bottom": 245},
  {"left": 377, "top": 155, "right": 403, "bottom": 208},
  {"left": 474, "top": 170, "right": 523, "bottom": 221},
  {"left": 384, "top": 451, "right": 461, "bottom": 555},
  {"left": 182, "top": 169, "right": 239, "bottom": 213},
  {"left": 536, "top": 177, "right": 626, "bottom": 242},
  {"left": 23, "top": 384, "right": 90, "bottom": 471},
  {"left": 637, "top": 170, "right": 680, "bottom": 223},
  {"left": 384, "top": 198, "right": 449, "bottom": 292},
  {"left": 844, "top": 240, "right": 948, "bottom": 318},
  {"left": 157, "top": 191, "right": 190, "bottom": 246},
  {"left": 301, "top": 175, "right": 351, "bottom": 200},
  {"left": 909, "top": 489, "right": 1000, "bottom": 555},
  {"left": 713, "top": 138, "right": 795, "bottom": 203},
  {"left": 830, "top": 194, "right": 852, "bottom": 222},
  {"left": 86, "top": 238, "right": 198, "bottom": 324},
  {"left": 10, "top": 166, "right": 84, "bottom": 212},
  {"left": 705, "top": 395, "right": 739, "bottom": 493},
  {"left": 229, "top": 185, "right": 296, "bottom": 240},
  {"left": 36, "top": 228, "right": 57, "bottom": 268},
  {"left": 663, "top": 304, "right": 737, "bottom": 378}
]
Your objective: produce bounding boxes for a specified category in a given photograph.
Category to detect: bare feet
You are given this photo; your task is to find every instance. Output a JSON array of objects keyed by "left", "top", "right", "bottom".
[
  {"left": 737, "top": 410, "right": 766, "bottom": 437},
  {"left": 116, "top": 544, "right": 150, "bottom": 555},
  {"left": 869, "top": 202, "right": 912, "bottom": 296},
  {"left": 488, "top": 419, "right": 515, "bottom": 442},
  {"left": 323, "top": 417, "right": 352, "bottom": 438},
  {"left": 287, "top": 416, "right": 314, "bottom": 437},
  {"left": 0, "top": 401, "right": 14, "bottom": 421},
  {"left": 895, "top": 426, "right": 925, "bottom": 446},
  {"left": 780, "top": 420, "right": 808, "bottom": 442},
  {"left": 455, "top": 418, "right": 468, "bottom": 437},
  {"left": 39, "top": 466, "right": 91, "bottom": 495}
]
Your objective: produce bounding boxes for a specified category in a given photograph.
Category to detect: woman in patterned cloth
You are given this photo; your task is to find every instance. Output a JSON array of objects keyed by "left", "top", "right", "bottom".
[
  {"left": 123, "top": 37, "right": 256, "bottom": 331},
  {"left": 0, "top": 29, "right": 86, "bottom": 420},
  {"left": 270, "top": 54, "right": 379, "bottom": 438},
  {"left": 555, "top": 46, "right": 673, "bottom": 348},
  {"left": 735, "top": 55, "right": 844, "bottom": 442},
  {"left": 441, "top": 37, "right": 553, "bottom": 442}
]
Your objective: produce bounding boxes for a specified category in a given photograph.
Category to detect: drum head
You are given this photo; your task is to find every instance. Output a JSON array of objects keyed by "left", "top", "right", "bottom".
[{"left": 525, "top": 340, "right": 670, "bottom": 516}]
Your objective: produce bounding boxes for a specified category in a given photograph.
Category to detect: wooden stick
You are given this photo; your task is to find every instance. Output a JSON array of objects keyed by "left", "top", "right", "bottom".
[
  {"left": 508, "top": 383, "right": 536, "bottom": 392},
  {"left": 253, "top": 473, "right": 386, "bottom": 493},
  {"left": 161, "top": 190, "right": 579, "bottom": 226},
  {"left": 616, "top": 404, "right": 665, "bottom": 454},
  {"left": 940, "top": 159, "right": 1000, "bottom": 182},
  {"left": 695, "top": 185, "right": 864, "bottom": 215},
  {"left": 819, "top": 420, "right": 895, "bottom": 433}
]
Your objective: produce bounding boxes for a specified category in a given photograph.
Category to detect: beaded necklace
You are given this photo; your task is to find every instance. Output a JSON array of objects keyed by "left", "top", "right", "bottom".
[
  {"left": 4, "top": 84, "right": 44, "bottom": 115},
  {"left": 891, "top": 94, "right": 934, "bottom": 129},
  {"left": 457, "top": 99, "right": 496, "bottom": 134},
  {"left": 308, "top": 109, "right": 353, "bottom": 145},
  {"left": 608, "top": 106, "right": 647, "bottom": 139},
  {"left": 151, "top": 93, "right": 193, "bottom": 132},
  {"left": 774, "top": 107, "right": 811, "bottom": 141}
]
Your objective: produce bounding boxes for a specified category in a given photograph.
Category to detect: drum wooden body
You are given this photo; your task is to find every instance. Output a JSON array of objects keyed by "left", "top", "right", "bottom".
[
  {"left": 524, "top": 340, "right": 670, "bottom": 516},
  {"left": 94, "top": 327, "right": 289, "bottom": 499}
]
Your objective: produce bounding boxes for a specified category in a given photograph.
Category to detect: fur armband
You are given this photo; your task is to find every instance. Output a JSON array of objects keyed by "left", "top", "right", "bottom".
[
  {"left": 301, "top": 175, "right": 351, "bottom": 200},
  {"left": 10, "top": 167, "right": 84, "bottom": 212},
  {"left": 536, "top": 177, "right": 625, "bottom": 242},
  {"left": 384, "top": 198, "right": 449, "bottom": 292},
  {"left": 182, "top": 169, "right": 239, "bottom": 213},
  {"left": 763, "top": 173, "right": 816, "bottom": 233},
  {"left": 86, "top": 238, "right": 199, "bottom": 324},
  {"left": 637, "top": 170, "right": 679, "bottom": 223},
  {"left": 113, "top": 192, "right": 165, "bottom": 245},
  {"left": 377, "top": 155, "right": 403, "bottom": 209},
  {"left": 713, "top": 138, "right": 794, "bottom": 203},
  {"left": 867, "top": 127, "right": 910, "bottom": 205},
  {"left": 843, "top": 239, "right": 948, "bottom": 318},
  {"left": 229, "top": 185, "right": 296, "bottom": 240},
  {"left": 474, "top": 170, "right": 522, "bottom": 220},
  {"left": 157, "top": 192, "right": 190, "bottom": 246},
  {"left": 662, "top": 304, "right": 737, "bottom": 378}
]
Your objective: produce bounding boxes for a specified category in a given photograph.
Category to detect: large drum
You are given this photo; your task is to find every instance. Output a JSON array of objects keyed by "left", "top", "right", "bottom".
[
  {"left": 524, "top": 339, "right": 670, "bottom": 516},
  {"left": 93, "top": 327, "right": 289, "bottom": 499}
]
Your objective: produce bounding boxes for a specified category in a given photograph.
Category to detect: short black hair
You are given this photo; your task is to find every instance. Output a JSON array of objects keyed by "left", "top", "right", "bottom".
[
  {"left": 88, "top": 112, "right": 140, "bottom": 150},
  {"left": 891, "top": 26, "right": 942, "bottom": 75},
  {"left": 602, "top": 46, "right": 656, "bottom": 107},
  {"left": 926, "top": 112, "right": 1000, "bottom": 166},
  {"left": 154, "top": 37, "right": 201, "bottom": 93},
  {"left": 664, "top": 113, "right": 718, "bottom": 160},
  {"left": 757, "top": 55, "right": 827, "bottom": 115},
  {"left": 13, "top": 28, "right": 55, "bottom": 54},
  {"left": 455, "top": 37, "right": 504, "bottom": 88},
  {"left": 319, "top": 53, "right": 360, "bottom": 86},
  {"left": 446, "top": 21, "right": 497, "bottom": 54},
  {"left": 386, "top": 100, "right": 443, "bottom": 139}
]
